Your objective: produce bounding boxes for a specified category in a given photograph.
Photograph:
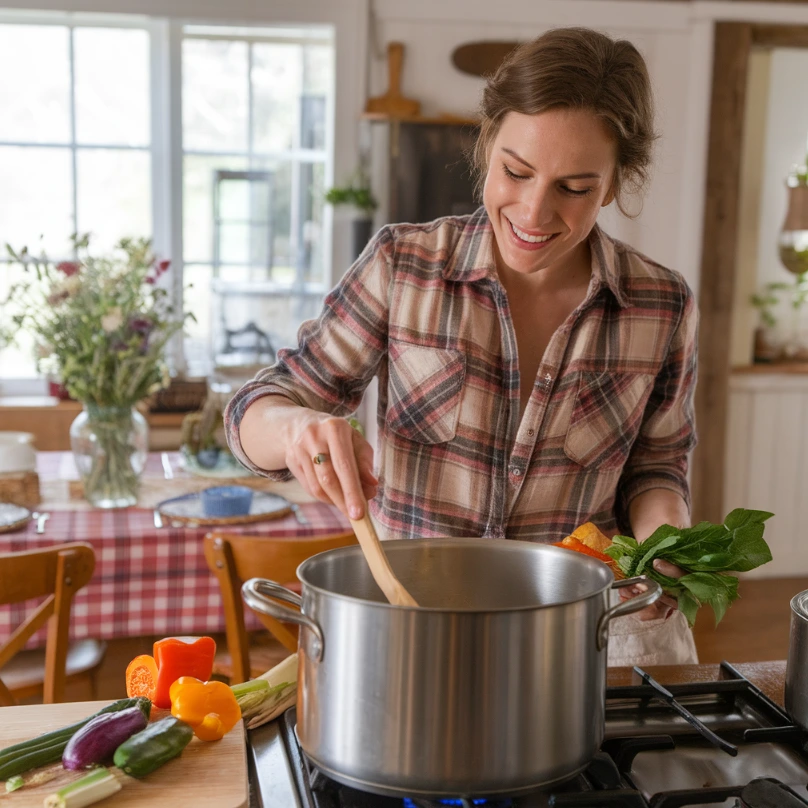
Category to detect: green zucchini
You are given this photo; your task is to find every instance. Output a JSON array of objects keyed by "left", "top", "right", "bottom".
[
  {"left": 0, "top": 697, "right": 150, "bottom": 780},
  {"left": 113, "top": 717, "right": 194, "bottom": 778}
]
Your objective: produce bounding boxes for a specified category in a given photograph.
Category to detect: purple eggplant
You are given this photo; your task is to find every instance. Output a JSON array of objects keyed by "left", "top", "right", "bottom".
[{"left": 62, "top": 706, "right": 149, "bottom": 770}]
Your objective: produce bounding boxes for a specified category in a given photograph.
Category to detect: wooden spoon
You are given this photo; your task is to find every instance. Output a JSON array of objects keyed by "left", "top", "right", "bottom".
[{"left": 350, "top": 510, "right": 419, "bottom": 607}]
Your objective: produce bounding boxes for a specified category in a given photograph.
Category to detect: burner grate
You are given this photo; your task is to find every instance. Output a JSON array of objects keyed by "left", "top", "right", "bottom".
[{"left": 267, "top": 662, "right": 808, "bottom": 808}]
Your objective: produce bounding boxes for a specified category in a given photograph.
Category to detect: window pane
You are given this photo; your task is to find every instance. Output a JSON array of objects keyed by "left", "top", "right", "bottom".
[
  {"left": 301, "top": 45, "right": 330, "bottom": 150},
  {"left": 252, "top": 43, "right": 301, "bottom": 153},
  {"left": 74, "top": 27, "right": 150, "bottom": 147},
  {"left": 182, "top": 262, "right": 214, "bottom": 377},
  {"left": 0, "top": 146, "right": 73, "bottom": 255},
  {"left": 76, "top": 149, "right": 151, "bottom": 251},
  {"left": 0, "top": 263, "right": 38, "bottom": 378},
  {"left": 0, "top": 25, "right": 70, "bottom": 144},
  {"left": 183, "top": 39, "right": 248, "bottom": 152},
  {"left": 183, "top": 155, "right": 247, "bottom": 264}
]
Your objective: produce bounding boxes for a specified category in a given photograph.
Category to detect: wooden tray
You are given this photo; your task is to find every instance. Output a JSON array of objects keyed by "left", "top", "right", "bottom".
[
  {"left": 0, "top": 702, "right": 248, "bottom": 808},
  {"left": 155, "top": 490, "right": 292, "bottom": 527}
]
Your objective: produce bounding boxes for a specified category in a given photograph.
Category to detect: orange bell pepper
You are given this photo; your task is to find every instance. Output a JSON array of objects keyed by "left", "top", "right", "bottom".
[
  {"left": 555, "top": 536, "right": 614, "bottom": 564},
  {"left": 125, "top": 654, "right": 159, "bottom": 701},
  {"left": 125, "top": 636, "right": 216, "bottom": 709},
  {"left": 169, "top": 676, "right": 241, "bottom": 741}
]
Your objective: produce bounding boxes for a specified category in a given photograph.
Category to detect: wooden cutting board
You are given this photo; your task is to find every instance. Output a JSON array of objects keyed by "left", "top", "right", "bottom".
[{"left": 0, "top": 701, "right": 248, "bottom": 808}]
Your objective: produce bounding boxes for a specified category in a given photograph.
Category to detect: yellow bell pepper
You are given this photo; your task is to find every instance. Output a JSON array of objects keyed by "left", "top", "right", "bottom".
[{"left": 169, "top": 676, "right": 242, "bottom": 741}]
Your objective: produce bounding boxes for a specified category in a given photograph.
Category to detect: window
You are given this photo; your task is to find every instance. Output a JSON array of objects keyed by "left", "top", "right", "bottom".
[
  {"left": 0, "top": 15, "right": 152, "bottom": 384},
  {"left": 180, "top": 24, "right": 333, "bottom": 376},
  {"left": 0, "top": 12, "right": 335, "bottom": 388}
]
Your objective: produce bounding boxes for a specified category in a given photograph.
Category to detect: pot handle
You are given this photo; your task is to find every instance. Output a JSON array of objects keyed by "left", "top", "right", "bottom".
[
  {"left": 596, "top": 576, "right": 663, "bottom": 651},
  {"left": 242, "top": 578, "right": 325, "bottom": 663}
]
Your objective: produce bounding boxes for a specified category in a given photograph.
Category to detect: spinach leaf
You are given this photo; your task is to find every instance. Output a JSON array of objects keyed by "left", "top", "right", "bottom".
[{"left": 607, "top": 508, "right": 772, "bottom": 627}]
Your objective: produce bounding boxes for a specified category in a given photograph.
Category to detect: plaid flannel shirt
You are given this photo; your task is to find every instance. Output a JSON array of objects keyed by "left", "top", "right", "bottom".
[{"left": 225, "top": 207, "right": 698, "bottom": 543}]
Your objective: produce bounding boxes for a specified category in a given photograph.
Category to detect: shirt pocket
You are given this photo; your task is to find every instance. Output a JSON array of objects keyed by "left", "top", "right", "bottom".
[
  {"left": 385, "top": 339, "right": 466, "bottom": 445},
  {"left": 563, "top": 371, "right": 655, "bottom": 470}
]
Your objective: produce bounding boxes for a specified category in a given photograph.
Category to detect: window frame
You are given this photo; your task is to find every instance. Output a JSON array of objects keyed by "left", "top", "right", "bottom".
[{"left": 0, "top": 1, "right": 367, "bottom": 393}]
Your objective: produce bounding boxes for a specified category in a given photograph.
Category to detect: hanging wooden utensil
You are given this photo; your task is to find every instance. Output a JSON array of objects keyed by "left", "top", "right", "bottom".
[
  {"left": 451, "top": 41, "right": 521, "bottom": 78},
  {"left": 365, "top": 41, "right": 421, "bottom": 118},
  {"left": 350, "top": 510, "right": 419, "bottom": 607}
]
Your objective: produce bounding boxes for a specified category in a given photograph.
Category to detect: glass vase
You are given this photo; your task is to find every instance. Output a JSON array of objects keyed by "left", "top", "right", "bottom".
[{"left": 69, "top": 404, "right": 149, "bottom": 508}]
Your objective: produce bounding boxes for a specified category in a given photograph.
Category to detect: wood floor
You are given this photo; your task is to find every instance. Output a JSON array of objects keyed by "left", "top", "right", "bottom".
[{"left": 692, "top": 576, "right": 808, "bottom": 664}]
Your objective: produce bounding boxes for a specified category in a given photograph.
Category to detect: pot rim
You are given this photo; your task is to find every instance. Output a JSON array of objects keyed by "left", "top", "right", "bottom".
[
  {"left": 791, "top": 589, "right": 808, "bottom": 622},
  {"left": 296, "top": 537, "right": 617, "bottom": 613}
]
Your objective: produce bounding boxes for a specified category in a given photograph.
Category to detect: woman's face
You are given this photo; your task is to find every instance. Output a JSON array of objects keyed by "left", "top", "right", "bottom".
[{"left": 483, "top": 107, "right": 617, "bottom": 278}]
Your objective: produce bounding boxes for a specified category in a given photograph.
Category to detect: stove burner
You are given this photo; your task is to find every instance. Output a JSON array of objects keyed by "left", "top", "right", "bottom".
[
  {"left": 402, "top": 798, "right": 513, "bottom": 808},
  {"left": 256, "top": 662, "right": 808, "bottom": 808}
]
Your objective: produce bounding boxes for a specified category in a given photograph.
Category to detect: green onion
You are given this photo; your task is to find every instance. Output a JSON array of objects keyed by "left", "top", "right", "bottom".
[
  {"left": 230, "top": 653, "right": 298, "bottom": 728},
  {"left": 5, "top": 775, "right": 23, "bottom": 793},
  {"left": 43, "top": 768, "right": 121, "bottom": 808}
]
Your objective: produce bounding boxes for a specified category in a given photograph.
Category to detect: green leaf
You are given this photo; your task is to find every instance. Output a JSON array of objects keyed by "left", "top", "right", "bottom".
[
  {"left": 726, "top": 523, "right": 773, "bottom": 571},
  {"left": 678, "top": 589, "right": 701, "bottom": 628},
  {"left": 634, "top": 534, "right": 680, "bottom": 575},
  {"left": 723, "top": 508, "right": 774, "bottom": 531}
]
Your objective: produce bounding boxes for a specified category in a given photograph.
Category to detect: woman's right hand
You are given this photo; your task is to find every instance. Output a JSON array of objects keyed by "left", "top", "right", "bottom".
[{"left": 283, "top": 409, "right": 378, "bottom": 521}]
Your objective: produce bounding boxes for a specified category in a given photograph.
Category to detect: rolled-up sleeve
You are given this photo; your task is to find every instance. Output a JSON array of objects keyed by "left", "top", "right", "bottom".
[
  {"left": 224, "top": 227, "right": 394, "bottom": 478},
  {"left": 617, "top": 285, "right": 699, "bottom": 518}
]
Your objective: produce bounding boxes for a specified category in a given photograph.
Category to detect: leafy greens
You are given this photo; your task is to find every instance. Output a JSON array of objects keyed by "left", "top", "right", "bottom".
[{"left": 605, "top": 509, "right": 774, "bottom": 627}]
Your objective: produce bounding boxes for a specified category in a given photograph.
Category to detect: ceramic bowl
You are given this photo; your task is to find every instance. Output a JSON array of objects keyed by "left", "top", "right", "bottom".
[{"left": 201, "top": 485, "right": 254, "bottom": 517}]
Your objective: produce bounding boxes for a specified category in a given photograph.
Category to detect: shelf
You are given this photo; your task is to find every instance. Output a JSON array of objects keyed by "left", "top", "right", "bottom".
[
  {"left": 732, "top": 363, "right": 808, "bottom": 374},
  {"left": 361, "top": 111, "right": 479, "bottom": 127}
]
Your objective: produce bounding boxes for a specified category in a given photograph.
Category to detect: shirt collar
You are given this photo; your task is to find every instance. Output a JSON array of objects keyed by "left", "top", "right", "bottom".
[
  {"left": 441, "top": 208, "right": 630, "bottom": 309},
  {"left": 441, "top": 206, "right": 498, "bottom": 283},
  {"left": 588, "top": 223, "right": 630, "bottom": 308}
]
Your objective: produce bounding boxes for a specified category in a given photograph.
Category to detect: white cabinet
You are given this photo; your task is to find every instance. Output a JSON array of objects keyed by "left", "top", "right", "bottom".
[{"left": 724, "top": 370, "right": 808, "bottom": 577}]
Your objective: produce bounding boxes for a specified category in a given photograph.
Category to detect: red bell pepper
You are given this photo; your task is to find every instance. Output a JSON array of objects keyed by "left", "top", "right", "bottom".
[{"left": 125, "top": 636, "right": 216, "bottom": 709}]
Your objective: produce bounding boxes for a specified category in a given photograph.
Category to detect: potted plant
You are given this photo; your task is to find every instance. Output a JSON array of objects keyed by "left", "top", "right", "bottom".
[{"left": 324, "top": 168, "right": 378, "bottom": 260}]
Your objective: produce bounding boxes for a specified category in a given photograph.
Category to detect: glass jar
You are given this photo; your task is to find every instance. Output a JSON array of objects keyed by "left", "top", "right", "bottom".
[{"left": 69, "top": 404, "right": 149, "bottom": 508}]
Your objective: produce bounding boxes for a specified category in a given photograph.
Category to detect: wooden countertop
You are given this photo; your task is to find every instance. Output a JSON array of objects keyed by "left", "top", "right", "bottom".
[{"left": 607, "top": 660, "right": 787, "bottom": 707}]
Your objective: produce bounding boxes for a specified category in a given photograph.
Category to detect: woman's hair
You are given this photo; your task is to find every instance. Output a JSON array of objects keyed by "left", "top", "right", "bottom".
[{"left": 471, "top": 27, "right": 657, "bottom": 217}]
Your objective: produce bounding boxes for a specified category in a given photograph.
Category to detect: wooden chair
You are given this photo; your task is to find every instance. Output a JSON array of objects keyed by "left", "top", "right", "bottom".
[
  {"left": 0, "top": 543, "right": 107, "bottom": 705},
  {"left": 204, "top": 529, "right": 357, "bottom": 684}
]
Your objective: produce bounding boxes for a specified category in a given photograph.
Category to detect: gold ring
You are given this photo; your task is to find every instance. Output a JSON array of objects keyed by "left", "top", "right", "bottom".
[{"left": 312, "top": 453, "right": 329, "bottom": 465}]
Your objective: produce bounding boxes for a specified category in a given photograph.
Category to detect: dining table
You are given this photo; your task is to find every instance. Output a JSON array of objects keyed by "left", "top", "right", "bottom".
[{"left": 0, "top": 451, "right": 351, "bottom": 649}]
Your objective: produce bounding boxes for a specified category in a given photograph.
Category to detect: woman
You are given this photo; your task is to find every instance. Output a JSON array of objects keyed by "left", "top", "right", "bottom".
[{"left": 224, "top": 27, "right": 698, "bottom": 663}]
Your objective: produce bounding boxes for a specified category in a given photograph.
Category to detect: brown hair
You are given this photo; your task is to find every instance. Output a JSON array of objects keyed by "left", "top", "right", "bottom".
[{"left": 471, "top": 27, "right": 657, "bottom": 217}]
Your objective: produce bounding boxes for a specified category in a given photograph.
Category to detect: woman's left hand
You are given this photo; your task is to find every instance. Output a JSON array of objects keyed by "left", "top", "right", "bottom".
[{"left": 620, "top": 558, "right": 685, "bottom": 620}]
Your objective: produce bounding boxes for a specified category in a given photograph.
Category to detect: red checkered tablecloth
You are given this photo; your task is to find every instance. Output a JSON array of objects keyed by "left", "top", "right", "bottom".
[{"left": 0, "top": 500, "right": 350, "bottom": 648}]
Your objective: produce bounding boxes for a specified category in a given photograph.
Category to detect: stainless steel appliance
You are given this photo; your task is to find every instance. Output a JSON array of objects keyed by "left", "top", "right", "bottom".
[
  {"left": 243, "top": 539, "right": 660, "bottom": 796},
  {"left": 247, "top": 662, "right": 808, "bottom": 808},
  {"left": 786, "top": 589, "right": 808, "bottom": 730}
]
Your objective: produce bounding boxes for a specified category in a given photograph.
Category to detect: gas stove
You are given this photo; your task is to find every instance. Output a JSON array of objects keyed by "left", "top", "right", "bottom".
[{"left": 246, "top": 662, "right": 808, "bottom": 808}]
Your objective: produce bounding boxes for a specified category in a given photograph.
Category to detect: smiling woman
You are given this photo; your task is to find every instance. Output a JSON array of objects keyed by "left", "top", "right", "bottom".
[{"left": 224, "top": 27, "right": 699, "bottom": 667}]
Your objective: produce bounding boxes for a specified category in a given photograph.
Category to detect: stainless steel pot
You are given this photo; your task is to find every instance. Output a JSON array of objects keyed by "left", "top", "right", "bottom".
[
  {"left": 786, "top": 589, "right": 808, "bottom": 728},
  {"left": 243, "top": 538, "right": 660, "bottom": 797}
]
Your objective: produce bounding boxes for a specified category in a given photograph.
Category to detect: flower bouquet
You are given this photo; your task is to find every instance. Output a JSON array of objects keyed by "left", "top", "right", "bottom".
[{"left": 3, "top": 235, "right": 190, "bottom": 507}]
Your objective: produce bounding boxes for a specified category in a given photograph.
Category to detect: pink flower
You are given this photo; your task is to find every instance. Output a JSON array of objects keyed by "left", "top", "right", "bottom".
[
  {"left": 56, "top": 261, "right": 80, "bottom": 277},
  {"left": 156, "top": 259, "right": 170, "bottom": 275}
]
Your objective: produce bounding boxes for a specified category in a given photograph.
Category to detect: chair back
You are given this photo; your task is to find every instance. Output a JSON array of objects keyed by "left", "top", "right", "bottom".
[
  {"left": 204, "top": 529, "right": 357, "bottom": 683},
  {"left": 0, "top": 542, "right": 96, "bottom": 705}
]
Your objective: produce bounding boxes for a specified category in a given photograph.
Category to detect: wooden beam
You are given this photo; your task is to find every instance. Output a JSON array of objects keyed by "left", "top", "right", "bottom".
[
  {"left": 692, "top": 22, "right": 753, "bottom": 524},
  {"left": 752, "top": 24, "right": 808, "bottom": 49}
]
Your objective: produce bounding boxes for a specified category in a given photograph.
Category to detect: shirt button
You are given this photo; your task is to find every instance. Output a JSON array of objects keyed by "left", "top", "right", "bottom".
[
  {"left": 527, "top": 429, "right": 535, "bottom": 437},
  {"left": 511, "top": 467, "right": 522, "bottom": 477}
]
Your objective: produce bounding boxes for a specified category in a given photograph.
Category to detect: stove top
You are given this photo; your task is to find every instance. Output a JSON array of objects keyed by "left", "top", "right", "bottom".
[{"left": 246, "top": 662, "right": 808, "bottom": 808}]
